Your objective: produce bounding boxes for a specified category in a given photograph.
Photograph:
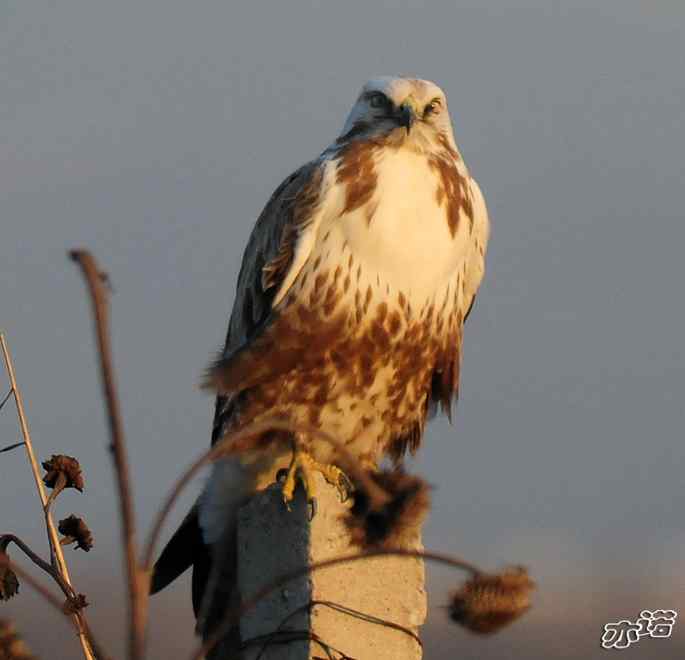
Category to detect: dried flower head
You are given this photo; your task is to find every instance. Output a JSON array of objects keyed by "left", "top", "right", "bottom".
[
  {"left": 41, "top": 455, "right": 84, "bottom": 492},
  {"left": 344, "top": 469, "right": 431, "bottom": 547},
  {"left": 0, "top": 619, "right": 37, "bottom": 660},
  {"left": 62, "top": 593, "right": 88, "bottom": 615},
  {"left": 449, "top": 566, "right": 535, "bottom": 634},
  {"left": 58, "top": 515, "right": 93, "bottom": 552},
  {"left": 0, "top": 542, "right": 19, "bottom": 602},
  {"left": 0, "top": 566, "right": 18, "bottom": 603}
]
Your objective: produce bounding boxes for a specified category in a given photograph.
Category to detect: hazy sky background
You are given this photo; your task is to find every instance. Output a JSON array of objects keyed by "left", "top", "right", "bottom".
[{"left": 1, "top": 1, "right": 684, "bottom": 658}]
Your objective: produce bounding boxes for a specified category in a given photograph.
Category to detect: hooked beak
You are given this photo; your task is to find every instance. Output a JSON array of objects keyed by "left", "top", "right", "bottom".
[{"left": 398, "top": 103, "right": 417, "bottom": 134}]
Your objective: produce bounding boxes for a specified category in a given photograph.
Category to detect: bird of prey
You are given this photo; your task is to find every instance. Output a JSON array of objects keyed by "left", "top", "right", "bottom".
[{"left": 151, "top": 76, "right": 490, "bottom": 643}]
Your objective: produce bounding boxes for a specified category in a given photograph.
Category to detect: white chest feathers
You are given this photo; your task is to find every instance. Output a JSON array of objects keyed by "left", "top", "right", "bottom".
[{"left": 322, "top": 148, "right": 473, "bottom": 305}]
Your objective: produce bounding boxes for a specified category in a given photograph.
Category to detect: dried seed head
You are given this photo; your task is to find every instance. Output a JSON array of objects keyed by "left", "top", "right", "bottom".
[
  {"left": 449, "top": 566, "right": 535, "bottom": 634},
  {"left": 0, "top": 619, "right": 37, "bottom": 660},
  {"left": 344, "top": 469, "right": 430, "bottom": 547},
  {"left": 0, "top": 542, "right": 19, "bottom": 602},
  {"left": 41, "top": 455, "right": 84, "bottom": 492},
  {"left": 0, "top": 566, "right": 18, "bottom": 603},
  {"left": 58, "top": 515, "right": 93, "bottom": 552},
  {"left": 62, "top": 593, "right": 88, "bottom": 615}
]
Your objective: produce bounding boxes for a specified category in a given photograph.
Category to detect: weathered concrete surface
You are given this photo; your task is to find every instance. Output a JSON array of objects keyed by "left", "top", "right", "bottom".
[{"left": 237, "top": 472, "right": 426, "bottom": 660}]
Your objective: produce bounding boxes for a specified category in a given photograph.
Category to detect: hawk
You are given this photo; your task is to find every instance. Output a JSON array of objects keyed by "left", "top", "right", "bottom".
[{"left": 151, "top": 76, "right": 490, "bottom": 642}]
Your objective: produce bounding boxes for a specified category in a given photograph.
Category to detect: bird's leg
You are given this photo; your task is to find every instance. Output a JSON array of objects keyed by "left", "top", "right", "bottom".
[
  {"left": 280, "top": 446, "right": 307, "bottom": 513},
  {"left": 280, "top": 440, "right": 353, "bottom": 519}
]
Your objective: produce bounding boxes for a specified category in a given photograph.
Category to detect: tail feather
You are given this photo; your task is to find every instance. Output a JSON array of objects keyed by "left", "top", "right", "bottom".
[
  {"left": 150, "top": 505, "right": 203, "bottom": 595},
  {"left": 151, "top": 457, "right": 263, "bottom": 656},
  {"left": 195, "top": 525, "right": 241, "bottom": 657}
]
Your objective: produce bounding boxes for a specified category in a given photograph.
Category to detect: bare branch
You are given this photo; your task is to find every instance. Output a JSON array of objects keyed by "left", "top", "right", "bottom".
[
  {"left": 0, "top": 333, "right": 97, "bottom": 660},
  {"left": 192, "top": 548, "right": 482, "bottom": 659},
  {"left": 0, "top": 534, "right": 82, "bottom": 602},
  {"left": 0, "top": 441, "right": 25, "bottom": 454},
  {"left": 69, "top": 250, "right": 145, "bottom": 660},
  {"left": 142, "top": 416, "right": 284, "bottom": 571},
  {"left": 1, "top": 535, "right": 59, "bottom": 584},
  {"left": 0, "top": 556, "right": 110, "bottom": 660},
  {"left": 0, "top": 388, "right": 13, "bottom": 412},
  {"left": 142, "top": 415, "right": 390, "bottom": 572}
]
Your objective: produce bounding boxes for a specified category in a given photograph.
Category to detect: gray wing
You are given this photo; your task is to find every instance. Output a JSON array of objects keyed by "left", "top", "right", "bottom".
[
  {"left": 209, "top": 159, "right": 324, "bottom": 445},
  {"left": 151, "top": 160, "right": 326, "bottom": 629}
]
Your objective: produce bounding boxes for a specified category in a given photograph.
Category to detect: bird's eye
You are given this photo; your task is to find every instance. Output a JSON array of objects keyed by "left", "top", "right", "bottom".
[
  {"left": 369, "top": 93, "right": 387, "bottom": 109},
  {"left": 424, "top": 99, "right": 442, "bottom": 117}
]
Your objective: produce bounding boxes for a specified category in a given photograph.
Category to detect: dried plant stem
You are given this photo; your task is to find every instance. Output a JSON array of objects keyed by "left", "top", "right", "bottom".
[
  {"left": 142, "top": 415, "right": 389, "bottom": 572},
  {"left": 0, "top": 388, "right": 13, "bottom": 411},
  {"left": 0, "top": 534, "right": 72, "bottom": 597},
  {"left": 0, "top": 556, "right": 109, "bottom": 660},
  {"left": 0, "top": 441, "right": 25, "bottom": 453},
  {"left": 0, "top": 333, "right": 96, "bottom": 660},
  {"left": 142, "top": 416, "right": 282, "bottom": 571},
  {"left": 69, "top": 250, "right": 146, "bottom": 660},
  {"left": 0, "top": 556, "right": 72, "bottom": 618},
  {"left": 193, "top": 548, "right": 482, "bottom": 660}
]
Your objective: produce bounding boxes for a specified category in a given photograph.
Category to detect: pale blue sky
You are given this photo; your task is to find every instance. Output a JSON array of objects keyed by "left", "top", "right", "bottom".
[{"left": 1, "top": 2, "right": 684, "bottom": 658}]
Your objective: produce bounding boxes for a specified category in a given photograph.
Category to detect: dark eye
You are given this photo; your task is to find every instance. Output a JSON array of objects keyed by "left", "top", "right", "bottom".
[
  {"left": 424, "top": 99, "right": 442, "bottom": 117},
  {"left": 369, "top": 93, "right": 388, "bottom": 109}
]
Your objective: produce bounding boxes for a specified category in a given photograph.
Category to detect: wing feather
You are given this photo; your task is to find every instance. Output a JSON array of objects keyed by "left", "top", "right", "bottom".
[
  {"left": 226, "top": 160, "right": 324, "bottom": 350},
  {"left": 428, "top": 174, "right": 489, "bottom": 420},
  {"left": 463, "top": 178, "right": 490, "bottom": 314},
  {"left": 205, "top": 159, "right": 326, "bottom": 442}
]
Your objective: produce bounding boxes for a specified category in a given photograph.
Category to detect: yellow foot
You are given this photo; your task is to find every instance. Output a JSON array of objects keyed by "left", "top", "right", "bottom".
[{"left": 277, "top": 449, "right": 353, "bottom": 519}]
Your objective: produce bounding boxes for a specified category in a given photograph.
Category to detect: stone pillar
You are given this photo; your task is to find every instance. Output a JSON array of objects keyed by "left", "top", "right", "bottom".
[{"left": 237, "top": 472, "right": 426, "bottom": 660}]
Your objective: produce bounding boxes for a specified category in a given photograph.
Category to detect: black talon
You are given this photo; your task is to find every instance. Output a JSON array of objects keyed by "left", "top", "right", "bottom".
[
  {"left": 307, "top": 498, "right": 317, "bottom": 521},
  {"left": 338, "top": 474, "right": 354, "bottom": 502},
  {"left": 276, "top": 468, "right": 289, "bottom": 483}
]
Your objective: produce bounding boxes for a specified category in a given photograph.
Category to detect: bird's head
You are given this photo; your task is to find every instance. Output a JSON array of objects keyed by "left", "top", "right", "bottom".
[{"left": 339, "top": 76, "right": 458, "bottom": 153}]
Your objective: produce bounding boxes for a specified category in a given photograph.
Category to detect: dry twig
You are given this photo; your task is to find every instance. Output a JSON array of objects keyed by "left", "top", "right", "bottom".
[
  {"left": 0, "top": 442, "right": 25, "bottom": 454},
  {"left": 0, "top": 333, "right": 97, "bottom": 660},
  {"left": 142, "top": 416, "right": 390, "bottom": 573},
  {"left": 0, "top": 556, "right": 107, "bottom": 659},
  {"left": 0, "top": 534, "right": 72, "bottom": 597},
  {"left": 2, "top": 246, "right": 536, "bottom": 660},
  {"left": 69, "top": 250, "right": 146, "bottom": 660},
  {"left": 0, "top": 389, "right": 14, "bottom": 412}
]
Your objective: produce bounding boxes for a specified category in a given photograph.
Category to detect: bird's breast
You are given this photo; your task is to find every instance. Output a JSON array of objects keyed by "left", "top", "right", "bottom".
[{"left": 327, "top": 148, "right": 471, "bottom": 305}]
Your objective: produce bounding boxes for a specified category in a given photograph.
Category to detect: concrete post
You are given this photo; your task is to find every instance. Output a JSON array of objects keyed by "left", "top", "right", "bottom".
[{"left": 237, "top": 472, "right": 426, "bottom": 660}]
